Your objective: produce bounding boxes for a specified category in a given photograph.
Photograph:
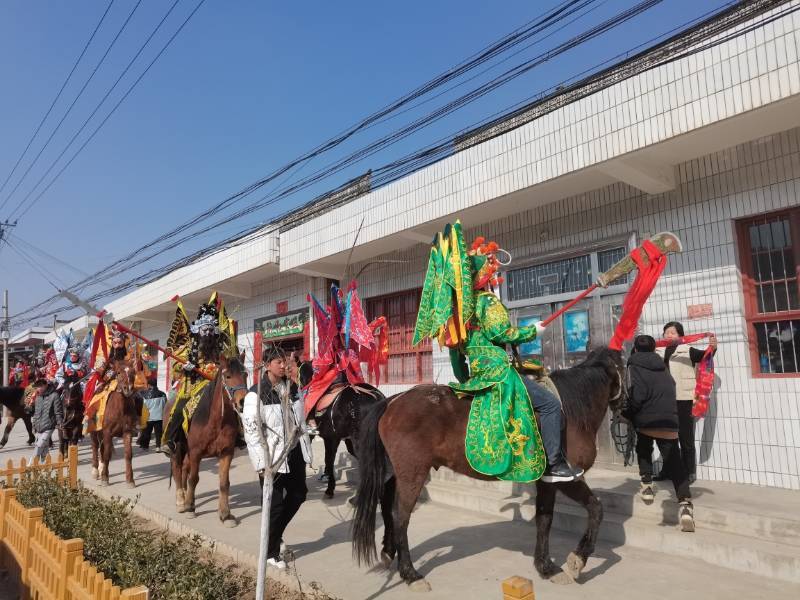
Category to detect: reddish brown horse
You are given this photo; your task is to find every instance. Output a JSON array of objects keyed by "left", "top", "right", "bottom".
[
  {"left": 90, "top": 361, "right": 140, "bottom": 487},
  {"left": 352, "top": 347, "right": 625, "bottom": 591},
  {"left": 166, "top": 355, "right": 248, "bottom": 527},
  {"left": 0, "top": 386, "right": 34, "bottom": 448}
]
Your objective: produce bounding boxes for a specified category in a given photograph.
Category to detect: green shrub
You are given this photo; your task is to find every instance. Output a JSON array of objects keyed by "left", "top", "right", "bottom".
[{"left": 15, "top": 476, "right": 254, "bottom": 600}]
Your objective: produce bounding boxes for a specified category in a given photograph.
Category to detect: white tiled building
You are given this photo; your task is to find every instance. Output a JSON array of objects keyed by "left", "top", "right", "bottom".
[{"left": 55, "top": 1, "right": 800, "bottom": 489}]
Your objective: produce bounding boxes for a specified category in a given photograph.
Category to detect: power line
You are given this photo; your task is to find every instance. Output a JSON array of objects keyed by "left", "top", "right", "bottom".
[
  {"left": 7, "top": 0, "right": 188, "bottom": 222},
  {"left": 0, "top": 0, "right": 116, "bottom": 209},
  {"left": 29, "top": 0, "right": 603, "bottom": 293},
  {"left": 11, "top": 0, "right": 784, "bottom": 327},
  {"left": 8, "top": 233, "right": 93, "bottom": 280},
  {"left": 5, "top": 239, "right": 64, "bottom": 292},
  {"left": 0, "top": 0, "right": 143, "bottom": 216},
  {"left": 8, "top": 0, "right": 717, "bottom": 323}
]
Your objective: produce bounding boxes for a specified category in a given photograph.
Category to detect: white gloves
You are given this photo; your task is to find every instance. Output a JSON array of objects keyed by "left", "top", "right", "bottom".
[
  {"left": 182, "top": 362, "right": 196, "bottom": 372},
  {"left": 534, "top": 321, "right": 547, "bottom": 334}
]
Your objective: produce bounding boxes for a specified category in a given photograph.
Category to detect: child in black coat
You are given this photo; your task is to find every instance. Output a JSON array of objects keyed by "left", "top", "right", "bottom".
[{"left": 624, "top": 335, "right": 694, "bottom": 532}]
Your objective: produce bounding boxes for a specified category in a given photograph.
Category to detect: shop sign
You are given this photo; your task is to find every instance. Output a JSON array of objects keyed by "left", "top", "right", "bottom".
[{"left": 255, "top": 309, "right": 307, "bottom": 340}]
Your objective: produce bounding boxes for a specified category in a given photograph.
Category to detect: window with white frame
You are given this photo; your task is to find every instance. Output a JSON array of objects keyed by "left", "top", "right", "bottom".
[{"left": 504, "top": 240, "right": 633, "bottom": 306}]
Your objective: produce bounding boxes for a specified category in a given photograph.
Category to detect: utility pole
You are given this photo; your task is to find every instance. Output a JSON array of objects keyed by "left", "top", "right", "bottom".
[
  {"left": 0, "top": 219, "right": 16, "bottom": 245},
  {"left": 2, "top": 290, "right": 10, "bottom": 386}
]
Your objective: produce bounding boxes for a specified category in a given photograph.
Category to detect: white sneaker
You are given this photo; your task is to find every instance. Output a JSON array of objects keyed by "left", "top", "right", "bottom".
[
  {"left": 266, "top": 557, "right": 286, "bottom": 570},
  {"left": 640, "top": 482, "right": 655, "bottom": 505},
  {"left": 679, "top": 501, "right": 695, "bottom": 532}
]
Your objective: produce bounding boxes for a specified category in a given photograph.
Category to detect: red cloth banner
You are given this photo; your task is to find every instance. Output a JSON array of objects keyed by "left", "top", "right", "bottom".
[
  {"left": 609, "top": 240, "right": 667, "bottom": 351},
  {"left": 656, "top": 332, "right": 716, "bottom": 418}
]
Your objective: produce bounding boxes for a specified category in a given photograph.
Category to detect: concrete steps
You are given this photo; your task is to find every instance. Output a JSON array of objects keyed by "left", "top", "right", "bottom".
[{"left": 319, "top": 445, "right": 800, "bottom": 584}]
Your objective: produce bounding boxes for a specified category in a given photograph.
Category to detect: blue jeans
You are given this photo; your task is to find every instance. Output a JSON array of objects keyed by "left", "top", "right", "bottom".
[{"left": 521, "top": 375, "right": 563, "bottom": 466}]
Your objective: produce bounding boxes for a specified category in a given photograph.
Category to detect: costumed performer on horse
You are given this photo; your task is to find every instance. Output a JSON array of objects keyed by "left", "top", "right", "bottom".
[
  {"left": 83, "top": 327, "right": 146, "bottom": 434},
  {"left": 413, "top": 221, "right": 583, "bottom": 483},
  {"left": 304, "top": 281, "right": 388, "bottom": 434},
  {"left": 162, "top": 292, "right": 238, "bottom": 456}
]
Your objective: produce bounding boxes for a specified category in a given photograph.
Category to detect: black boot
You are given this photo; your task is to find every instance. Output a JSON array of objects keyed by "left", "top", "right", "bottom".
[{"left": 541, "top": 459, "right": 584, "bottom": 483}]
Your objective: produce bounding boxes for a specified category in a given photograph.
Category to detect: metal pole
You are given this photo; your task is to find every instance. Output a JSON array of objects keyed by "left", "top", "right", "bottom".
[{"left": 3, "top": 290, "right": 9, "bottom": 386}]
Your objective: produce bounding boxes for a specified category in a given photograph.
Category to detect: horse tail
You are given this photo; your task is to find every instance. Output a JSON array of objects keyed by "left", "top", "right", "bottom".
[{"left": 352, "top": 397, "right": 389, "bottom": 567}]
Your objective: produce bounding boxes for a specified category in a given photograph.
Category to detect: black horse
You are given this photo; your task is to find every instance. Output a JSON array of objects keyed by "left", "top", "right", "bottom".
[
  {"left": 299, "top": 362, "right": 385, "bottom": 498},
  {"left": 0, "top": 386, "right": 35, "bottom": 448}
]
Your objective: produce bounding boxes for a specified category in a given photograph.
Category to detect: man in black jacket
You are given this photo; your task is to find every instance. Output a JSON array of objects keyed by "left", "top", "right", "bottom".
[{"left": 624, "top": 335, "right": 694, "bottom": 532}]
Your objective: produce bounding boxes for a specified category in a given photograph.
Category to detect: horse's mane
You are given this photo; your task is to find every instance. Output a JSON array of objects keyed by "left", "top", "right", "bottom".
[
  {"left": 191, "top": 358, "right": 246, "bottom": 426},
  {"left": 549, "top": 347, "right": 621, "bottom": 431},
  {"left": 0, "top": 386, "right": 25, "bottom": 409}
]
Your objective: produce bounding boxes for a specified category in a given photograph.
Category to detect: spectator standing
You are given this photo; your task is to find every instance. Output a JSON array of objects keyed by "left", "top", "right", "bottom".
[
  {"left": 30, "top": 378, "right": 63, "bottom": 463},
  {"left": 658, "top": 321, "right": 718, "bottom": 483},
  {"left": 624, "top": 335, "right": 694, "bottom": 532},
  {"left": 242, "top": 346, "right": 312, "bottom": 569},
  {"left": 138, "top": 379, "right": 167, "bottom": 451}
]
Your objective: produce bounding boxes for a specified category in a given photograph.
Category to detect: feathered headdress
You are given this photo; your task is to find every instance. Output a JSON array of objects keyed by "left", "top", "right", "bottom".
[{"left": 469, "top": 236, "right": 505, "bottom": 290}]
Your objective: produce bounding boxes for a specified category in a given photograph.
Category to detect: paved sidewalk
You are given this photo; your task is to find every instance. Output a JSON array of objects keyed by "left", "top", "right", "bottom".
[{"left": 1, "top": 427, "right": 798, "bottom": 600}]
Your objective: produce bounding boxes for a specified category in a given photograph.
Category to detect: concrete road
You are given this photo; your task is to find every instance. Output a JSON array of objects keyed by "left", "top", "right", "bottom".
[{"left": 1, "top": 424, "right": 797, "bottom": 600}]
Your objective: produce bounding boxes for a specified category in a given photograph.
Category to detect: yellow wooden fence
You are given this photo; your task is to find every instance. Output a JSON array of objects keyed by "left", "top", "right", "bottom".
[
  {"left": 1, "top": 445, "right": 78, "bottom": 490},
  {"left": 0, "top": 482, "right": 148, "bottom": 600}
]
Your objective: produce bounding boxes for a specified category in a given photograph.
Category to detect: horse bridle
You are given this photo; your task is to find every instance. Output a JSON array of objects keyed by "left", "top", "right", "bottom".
[{"left": 221, "top": 367, "right": 248, "bottom": 414}]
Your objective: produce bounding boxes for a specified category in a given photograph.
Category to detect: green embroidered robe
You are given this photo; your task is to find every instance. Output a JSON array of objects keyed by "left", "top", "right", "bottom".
[{"left": 450, "top": 291, "right": 546, "bottom": 482}]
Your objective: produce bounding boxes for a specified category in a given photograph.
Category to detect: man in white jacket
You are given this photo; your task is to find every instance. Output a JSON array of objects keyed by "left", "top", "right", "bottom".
[{"left": 242, "top": 346, "right": 312, "bottom": 569}]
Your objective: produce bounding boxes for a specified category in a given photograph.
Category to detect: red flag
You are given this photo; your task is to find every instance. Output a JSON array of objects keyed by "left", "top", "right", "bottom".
[
  {"left": 656, "top": 332, "right": 716, "bottom": 418},
  {"left": 609, "top": 240, "right": 667, "bottom": 351}
]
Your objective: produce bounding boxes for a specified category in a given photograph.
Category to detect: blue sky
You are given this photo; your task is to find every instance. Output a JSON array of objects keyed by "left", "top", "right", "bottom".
[{"left": 0, "top": 0, "right": 734, "bottom": 329}]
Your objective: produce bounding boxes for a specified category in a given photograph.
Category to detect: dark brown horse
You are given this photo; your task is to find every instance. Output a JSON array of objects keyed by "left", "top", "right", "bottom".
[
  {"left": 167, "top": 355, "right": 248, "bottom": 526},
  {"left": 59, "top": 380, "right": 84, "bottom": 456},
  {"left": 352, "top": 347, "right": 625, "bottom": 591},
  {"left": 90, "top": 361, "right": 140, "bottom": 487},
  {"left": 0, "top": 386, "right": 34, "bottom": 448}
]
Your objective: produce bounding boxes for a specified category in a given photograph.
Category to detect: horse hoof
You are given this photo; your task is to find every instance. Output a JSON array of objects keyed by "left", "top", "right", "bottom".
[
  {"left": 535, "top": 559, "right": 559, "bottom": 580},
  {"left": 550, "top": 571, "right": 575, "bottom": 586},
  {"left": 564, "top": 552, "right": 585, "bottom": 581},
  {"left": 126, "top": 482, "right": 136, "bottom": 489},
  {"left": 408, "top": 579, "right": 431, "bottom": 593},
  {"left": 222, "top": 517, "right": 239, "bottom": 529},
  {"left": 380, "top": 551, "right": 394, "bottom": 570},
  {"left": 99, "top": 480, "right": 109, "bottom": 487},
  {"left": 91, "top": 468, "right": 99, "bottom": 480},
  {"left": 324, "top": 490, "right": 334, "bottom": 499},
  {"left": 348, "top": 494, "right": 359, "bottom": 507},
  {"left": 176, "top": 505, "right": 186, "bottom": 513},
  {"left": 185, "top": 510, "right": 197, "bottom": 519}
]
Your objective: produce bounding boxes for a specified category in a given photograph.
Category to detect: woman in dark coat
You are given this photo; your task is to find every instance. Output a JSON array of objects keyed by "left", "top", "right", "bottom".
[{"left": 625, "top": 335, "right": 694, "bottom": 532}]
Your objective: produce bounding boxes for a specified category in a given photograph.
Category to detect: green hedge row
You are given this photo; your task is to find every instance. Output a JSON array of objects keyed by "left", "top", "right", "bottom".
[{"left": 15, "top": 476, "right": 254, "bottom": 600}]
